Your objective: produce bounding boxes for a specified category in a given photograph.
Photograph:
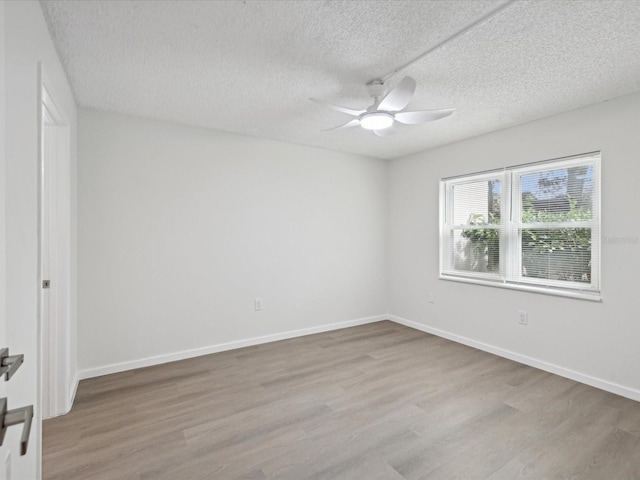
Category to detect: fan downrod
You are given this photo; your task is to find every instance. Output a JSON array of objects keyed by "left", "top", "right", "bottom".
[{"left": 365, "top": 79, "right": 387, "bottom": 100}]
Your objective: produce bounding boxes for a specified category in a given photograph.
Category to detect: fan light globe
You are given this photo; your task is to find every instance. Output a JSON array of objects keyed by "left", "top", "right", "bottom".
[{"left": 360, "top": 112, "right": 394, "bottom": 130}]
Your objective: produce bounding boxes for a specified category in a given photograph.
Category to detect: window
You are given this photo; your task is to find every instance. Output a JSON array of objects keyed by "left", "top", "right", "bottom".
[{"left": 440, "top": 152, "right": 601, "bottom": 300}]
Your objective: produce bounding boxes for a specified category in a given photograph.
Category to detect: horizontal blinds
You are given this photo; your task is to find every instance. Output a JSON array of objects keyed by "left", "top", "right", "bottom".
[
  {"left": 450, "top": 177, "right": 502, "bottom": 227},
  {"left": 510, "top": 157, "right": 599, "bottom": 291},
  {"left": 444, "top": 175, "right": 503, "bottom": 278}
]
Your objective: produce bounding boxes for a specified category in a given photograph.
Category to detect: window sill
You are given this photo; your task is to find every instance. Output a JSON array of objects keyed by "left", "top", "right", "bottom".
[{"left": 439, "top": 274, "right": 602, "bottom": 302}]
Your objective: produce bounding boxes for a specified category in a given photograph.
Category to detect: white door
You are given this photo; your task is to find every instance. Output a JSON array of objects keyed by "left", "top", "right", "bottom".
[{"left": 0, "top": 2, "right": 11, "bottom": 477}]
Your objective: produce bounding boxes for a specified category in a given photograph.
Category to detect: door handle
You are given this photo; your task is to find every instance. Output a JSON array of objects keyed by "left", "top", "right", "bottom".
[
  {"left": 0, "top": 398, "right": 34, "bottom": 455},
  {"left": 0, "top": 348, "right": 24, "bottom": 381}
]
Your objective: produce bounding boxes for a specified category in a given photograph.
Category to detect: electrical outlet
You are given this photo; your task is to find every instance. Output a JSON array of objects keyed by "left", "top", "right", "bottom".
[
  {"left": 255, "top": 298, "right": 263, "bottom": 311},
  {"left": 428, "top": 293, "right": 436, "bottom": 304},
  {"left": 518, "top": 310, "right": 528, "bottom": 325}
]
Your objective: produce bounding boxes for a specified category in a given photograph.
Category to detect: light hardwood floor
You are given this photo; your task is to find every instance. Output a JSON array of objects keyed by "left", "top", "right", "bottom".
[{"left": 43, "top": 321, "right": 640, "bottom": 479}]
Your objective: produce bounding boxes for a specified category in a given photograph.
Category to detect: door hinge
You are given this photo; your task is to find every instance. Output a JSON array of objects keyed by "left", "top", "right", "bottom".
[{"left": 42, "top": 280, "right": 50, "bottom": 289}]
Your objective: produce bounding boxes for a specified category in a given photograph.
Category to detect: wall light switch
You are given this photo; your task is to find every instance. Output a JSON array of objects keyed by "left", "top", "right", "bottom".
[{"left": 255, "top": 298, "right": 263, "bottom": 311}]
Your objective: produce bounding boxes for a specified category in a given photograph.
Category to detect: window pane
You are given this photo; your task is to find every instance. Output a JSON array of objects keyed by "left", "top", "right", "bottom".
[
  {"left": 521, "top": 165, "right": 593, "bottom": 222},
  {"left": 452, "top": 229, "right": 500, "bottom": 273},
  {"left": 453, "top": 179, "right": 501, "bottom": 225},
  {"left": 521, "top": 228, "right": 591, "bottom": 283}
]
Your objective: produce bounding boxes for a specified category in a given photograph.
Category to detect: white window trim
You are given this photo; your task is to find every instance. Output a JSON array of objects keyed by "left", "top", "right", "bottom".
[
  {"left": 439, "top": 152, "right": 601, "bottom": 301},
  {"left": 439, "top": 275, "right": 602, "bottom": 301}
]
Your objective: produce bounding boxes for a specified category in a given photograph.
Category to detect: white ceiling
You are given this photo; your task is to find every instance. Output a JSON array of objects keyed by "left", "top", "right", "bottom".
[{"left": 41, "top": 0, "right": 640, "bottom": 160}]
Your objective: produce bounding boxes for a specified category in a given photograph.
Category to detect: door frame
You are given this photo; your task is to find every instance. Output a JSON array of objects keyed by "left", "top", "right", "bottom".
[{"left": 38, "top": 63, "right": 72, "bottom": 419}]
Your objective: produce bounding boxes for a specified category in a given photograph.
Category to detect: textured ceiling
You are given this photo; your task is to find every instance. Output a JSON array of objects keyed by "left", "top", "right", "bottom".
[{"left": 41, "top": 0, "right": 640, "bottom": 160}]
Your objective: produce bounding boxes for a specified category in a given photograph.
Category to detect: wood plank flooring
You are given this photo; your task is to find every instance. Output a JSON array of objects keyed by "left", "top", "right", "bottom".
[{"left": 43, "top": 321, "right": 640, "bottom": 479}]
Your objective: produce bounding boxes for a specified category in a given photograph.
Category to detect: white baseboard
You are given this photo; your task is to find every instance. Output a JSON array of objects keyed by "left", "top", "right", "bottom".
[
  {"left": 64, "top": 373, "right": 79, "bottom": 415},
  {"left": 389, "top": 314, "right": 640, "bottom": 402},
  {"left": 78, "top": 315, "right": 388, "bottom": 380},
  {"left": 43, "top": 373, "right": 80, "bottom": 419}
]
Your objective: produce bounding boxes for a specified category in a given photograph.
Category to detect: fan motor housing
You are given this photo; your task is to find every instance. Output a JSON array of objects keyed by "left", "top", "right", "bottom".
[{"left": 366, "top": 80, "right": 387, "bottom": 99}]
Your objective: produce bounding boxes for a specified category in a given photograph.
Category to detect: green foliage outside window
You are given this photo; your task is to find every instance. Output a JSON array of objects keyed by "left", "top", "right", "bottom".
[
  {"left": 461, "top": 170, "right": 592, "bottom": 282},
  {"left": 460, "top": 213, "right": 500, "bottom": 272},
  {"left": 521, "top": 196, "right": 591, "bottom": 282}
]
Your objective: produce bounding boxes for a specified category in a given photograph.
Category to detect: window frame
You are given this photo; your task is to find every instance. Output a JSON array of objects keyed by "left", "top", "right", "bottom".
[
  {"left": 439, "top": 152, "right": 601, "bottom": 301},
  {"left": 441, "top": 171, "right": 505, "bottom": 283}
]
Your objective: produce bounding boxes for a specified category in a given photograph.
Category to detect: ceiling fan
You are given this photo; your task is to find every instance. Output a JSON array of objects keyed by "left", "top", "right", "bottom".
[{"left": 313, "top": 76, "right": 455, "bottom": 137}]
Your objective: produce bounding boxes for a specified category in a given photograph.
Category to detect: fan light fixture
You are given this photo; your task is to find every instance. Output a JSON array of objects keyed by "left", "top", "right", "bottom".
[
  {"left": 314, "top": 76, "right": 455, "bottom": 137},
  {"left": 359, "top": 112, "right": 394, "bottom": 130}
]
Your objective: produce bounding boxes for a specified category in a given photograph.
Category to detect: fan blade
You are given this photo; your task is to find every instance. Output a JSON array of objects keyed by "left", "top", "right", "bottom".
[
  {"left": 310, "top": 98, "right": 365, "bottom": 117},
  {"left": 377, "top": 76, "right": 416, "bottom": 112},
  {"left": 324, "top": 119, "right": 361, "bottom": 131},
  {"left": 394, "top": 108, "right": 455, "bottom": 125},
  {"left": 374, "top": 125, "right": 396, "bottom": 137}
]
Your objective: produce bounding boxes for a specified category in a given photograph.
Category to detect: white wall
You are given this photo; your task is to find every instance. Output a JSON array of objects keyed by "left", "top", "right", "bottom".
[
  {"left": 389, "top": 91, "right": 640, "bottom": 400},
  {"left": 4, "top": 1, "right": 78, "bottom": 477},
  {"left": 78, "top": 109, "right": 388, "bottom": 375}
]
